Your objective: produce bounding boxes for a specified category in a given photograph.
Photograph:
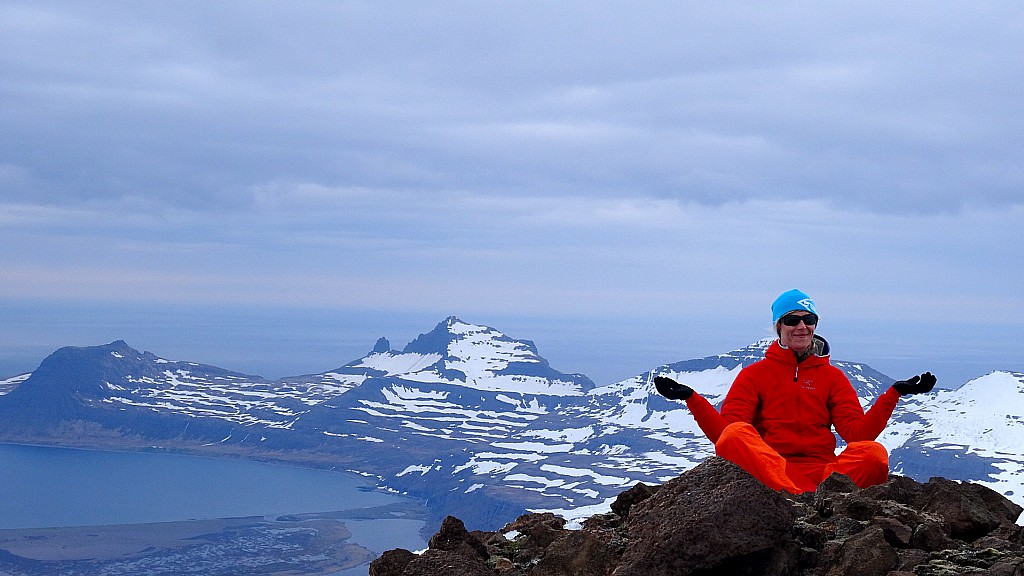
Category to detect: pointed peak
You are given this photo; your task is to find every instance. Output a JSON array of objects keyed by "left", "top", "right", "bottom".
[
  {"left": 442, "top": 316, "right": 477, "bottom": 333},
  {"left": 105, "top": 340, "right": 138, "bottom": 353},
  {"left": 402, "top": 318, "right": 463, "bottom": 355}
]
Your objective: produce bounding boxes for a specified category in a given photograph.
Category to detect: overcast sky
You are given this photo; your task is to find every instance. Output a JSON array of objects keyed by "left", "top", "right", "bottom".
[{"left": 1, "top": 2, "right": 1022, "bottom": 387}]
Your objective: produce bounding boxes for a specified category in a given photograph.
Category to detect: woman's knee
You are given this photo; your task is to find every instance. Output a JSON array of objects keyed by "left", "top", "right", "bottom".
[
  {"left": 717, "top": 421, "right": 757, "bottom": 445},
  {"left": 839, "top": 441, "right": 890, "bottom": 487},
  {"left": 846, "top": 441, "right": 889, "bottom": 466}
]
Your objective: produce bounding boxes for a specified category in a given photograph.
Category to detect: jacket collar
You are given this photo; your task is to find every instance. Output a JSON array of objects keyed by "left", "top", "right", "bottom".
[{"left": 769, "top": 334, "right": 830, "bottom": 364}]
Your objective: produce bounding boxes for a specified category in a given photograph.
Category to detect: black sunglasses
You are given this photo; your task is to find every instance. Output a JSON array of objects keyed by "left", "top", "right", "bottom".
[{"left": 780, "top": 313, "right": 818, "bottom": 327}]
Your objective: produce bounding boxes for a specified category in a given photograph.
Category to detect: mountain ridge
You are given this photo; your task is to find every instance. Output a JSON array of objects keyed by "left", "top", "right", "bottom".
[{"left": 0, "top": 315, "right": 1020, "bottom": 533}]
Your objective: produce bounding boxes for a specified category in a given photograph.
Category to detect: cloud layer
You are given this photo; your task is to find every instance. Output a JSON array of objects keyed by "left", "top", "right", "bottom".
[{"left": 1, "top": 2, "right": 1022, "bottom": 383}]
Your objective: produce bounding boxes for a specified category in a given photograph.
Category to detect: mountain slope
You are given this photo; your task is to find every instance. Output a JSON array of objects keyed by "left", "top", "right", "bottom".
[{"left": 883, "top": 371, "right": 1024, "bottom": 496}]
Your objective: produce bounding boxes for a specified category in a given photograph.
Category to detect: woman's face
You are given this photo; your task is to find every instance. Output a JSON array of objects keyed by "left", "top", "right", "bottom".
[{"left": 778, "top": 312, "right": 817, "bottom": 352}]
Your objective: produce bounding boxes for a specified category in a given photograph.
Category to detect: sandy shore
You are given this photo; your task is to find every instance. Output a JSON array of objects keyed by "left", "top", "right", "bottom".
[{"left": 0, "top": 502, "right": 424, "bottom": 575}]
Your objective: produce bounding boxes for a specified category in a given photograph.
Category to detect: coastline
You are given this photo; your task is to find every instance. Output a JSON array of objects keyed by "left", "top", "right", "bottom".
[{"left": 0, "top": 442, "right": 431, "bottom": 575}]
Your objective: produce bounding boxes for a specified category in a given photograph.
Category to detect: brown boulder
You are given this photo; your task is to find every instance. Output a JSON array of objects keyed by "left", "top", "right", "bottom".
[
  {"left": 528, "top": 529, "right": 620, "bottom": 576},
  {"left": 369, "top": 548, "right": 415, "bottom": 576},
  {"left": 916, "top": 477, "right": 1018, "bottom": 542},
  {"left": 823, "top": 525, "right": 899, "bottom": 576},
  {"left": 396, "top": 549, "right": 493, "bottom": 576},
  {"left": 608, "top": 481, "right": 659, "bottom": 519},
  {"left": 429, "top": 515, "right": 490, "bottom": 559},
  {"left": 370, "top": 515, "right": 491, "bottom": 576},
  {"left": 501, "top": 513, "right": 566, "bottom": 549},
  {"left": 612, "top": 457, "right": 799, "bottom": 576}
]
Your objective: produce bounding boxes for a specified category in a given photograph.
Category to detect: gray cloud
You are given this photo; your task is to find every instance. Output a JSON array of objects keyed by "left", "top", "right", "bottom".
[{"left": 2, "top": 1, "right": 1021, "bottom": 214}]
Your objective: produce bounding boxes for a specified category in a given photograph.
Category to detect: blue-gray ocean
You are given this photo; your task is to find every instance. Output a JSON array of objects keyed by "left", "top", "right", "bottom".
[{"left": 0, "top": 443, "right": 428, "bottom": 575}]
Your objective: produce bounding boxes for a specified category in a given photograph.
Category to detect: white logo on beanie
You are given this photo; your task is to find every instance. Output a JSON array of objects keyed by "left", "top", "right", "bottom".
[{"left": 771, "top": 289, "right": 818, "bottom": 323}]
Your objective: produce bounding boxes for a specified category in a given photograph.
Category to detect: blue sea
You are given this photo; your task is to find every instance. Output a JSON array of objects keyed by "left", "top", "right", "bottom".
[{"left": 0, "top": 443, "right": 428, "bottom": 575}]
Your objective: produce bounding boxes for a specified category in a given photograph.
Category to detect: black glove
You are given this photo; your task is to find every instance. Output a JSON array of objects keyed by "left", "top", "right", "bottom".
[
  {"left": 892, "top": 372, "right": 937, "bottom": 395},
  {"left": 653, "top": 376, "right": 694, "bottom": 401}
]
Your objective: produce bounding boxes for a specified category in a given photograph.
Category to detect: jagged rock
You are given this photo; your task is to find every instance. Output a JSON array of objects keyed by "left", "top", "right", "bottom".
[
  {"left": 372, "top": 337, "right": 392, "bottom": 354},
  {"left": 872, "top": 515, "right": 914, "bottom": 547},
  {"left": 822, "top": 525, "right": 899, "bottom": 576},
  {"left": 608, "top": 482, "right": 658, "bottom": 519},
  {"left": 370, "top": 549, "right": 415, "bottom": 576},
  {"left": 910, "top": 518, "right": 957, "bottom": 552},
  {"left": 817, "top": 471, "right": 859, "bottom": 495},
  {"left": 373, "top": 459, "right": 1024, "bottom": 576},
  {"left": 390, "top": 550, "right": 492, "bottom": 576},
  {"left": 429, "top": 516, "right": 490, "bottom": 559},
  {"left": 916, "top": 477, "right": 1023, "bottom": 542},
  {"left": 371, "top": 516, "right": 491, "bottom": 576},
  {"left": 529, "top": 530, "right": 620, "bottom": 576},
  {"left": 501, "top": 513, "right": 566, "bottom": 549},
  {"left": 862, "top": 474, "right": 924, "bottom": 505}
]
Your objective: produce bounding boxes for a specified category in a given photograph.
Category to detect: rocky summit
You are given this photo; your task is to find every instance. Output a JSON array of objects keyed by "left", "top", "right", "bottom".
[{"left": 370, "top": 458, "right": 1024, "bottom": 576}]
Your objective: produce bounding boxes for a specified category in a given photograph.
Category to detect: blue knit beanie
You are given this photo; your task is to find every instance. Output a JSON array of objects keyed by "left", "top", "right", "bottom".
[{"left": 771, "top": 289, "right": 817, "bottom": 323}]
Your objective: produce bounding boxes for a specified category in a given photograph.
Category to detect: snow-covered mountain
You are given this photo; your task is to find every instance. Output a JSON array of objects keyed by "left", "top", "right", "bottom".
[
  {"left": 332, "top": 317, "right": 594, "bottom": 395},
  {"left": 0, "top": 316, "right": 1019, "bottom": 530},
  {"left": 883, "top": 371, "right": 1024, "bottom": 495}
]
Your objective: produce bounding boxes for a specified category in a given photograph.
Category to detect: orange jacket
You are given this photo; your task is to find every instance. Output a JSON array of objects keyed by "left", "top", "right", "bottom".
[{"left": 685, "top": 337, "right": 901, "bottom": 464}]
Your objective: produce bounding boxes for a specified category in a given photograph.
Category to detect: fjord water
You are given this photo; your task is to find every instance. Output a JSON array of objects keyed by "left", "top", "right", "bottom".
[{"left": 0, "top": 443, "right": 427, "bottom": 571}]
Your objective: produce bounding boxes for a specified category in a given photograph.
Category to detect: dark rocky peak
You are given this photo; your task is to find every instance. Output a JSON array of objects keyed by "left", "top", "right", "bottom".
[
  {"left": 399, "top": 316, "right": 544, "bottom": 361},
  {"left": 12, "top": 340, "right": 152, "bottom": 397},
  {"left": 0, "top": 340, "right": 155, "bottom": 421},
  {"left": 401, "top": 316, "right": 469, "bottom": 355},
  {"left": 372, "top": 458, "right": 1024, "bottom": 576},
  {"left": 372, "top": 337, "right": 392, "bottom": 354},
  {"left": 0, "top": 340, "right": 258, "bottom": 411}
]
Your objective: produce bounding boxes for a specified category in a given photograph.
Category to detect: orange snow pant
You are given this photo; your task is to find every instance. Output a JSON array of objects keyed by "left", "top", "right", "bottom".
[{"left": 714, "top": 422, "right": 889, "bottom": 494}]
